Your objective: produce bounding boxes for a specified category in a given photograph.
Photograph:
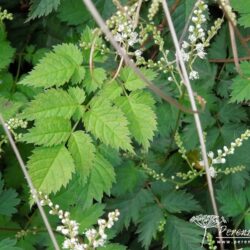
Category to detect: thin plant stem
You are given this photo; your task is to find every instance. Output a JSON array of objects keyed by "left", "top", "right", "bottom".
[
  {"left": 228, "top": 20, "right": 241, "bottom": 74},
  {"left": 178, "top": 0, "right": 199, "bottom": 45},
  {"left": 0, "top": 114, "right": 60, "bottom": 250},
  {"left": 82, "top": 0, "right": 196, "bottom": 115},
  {"left": 161, "top": 1, "right": 224, "bottom": 249}
]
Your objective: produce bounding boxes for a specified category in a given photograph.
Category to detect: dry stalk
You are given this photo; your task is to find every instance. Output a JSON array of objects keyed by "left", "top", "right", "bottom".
[
  {"left": 0, "top": 114, "right": 60, "bottom": 250},
  {"left": 82, "top": 0, "right": 196, "bottom": 115},
  {"left": 161, "top": 1, "right": 224, "bottom": 249}
]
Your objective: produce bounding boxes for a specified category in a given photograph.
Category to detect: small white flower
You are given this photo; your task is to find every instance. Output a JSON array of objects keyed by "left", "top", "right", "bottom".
[
  {"left": 181, "top": 49, "right": 190, "bottom": 62},
  {"left": 114, "top": 34, "right": 122, "bottom": 42},
  {"left": 135, "top": 49, "right": 142, "bottom": 57},
  {"left": 209, "top": 166, "right": 217, "bottom": 178},
  {"left": 188, "top": 25, "right": 195, "bottom": 32},
  {"left": 189, "top": 70, "right": 199, "bottom": 80},
  {"left": 168, "top": 76, "right": 173, "bottom": 81},
  {"left": 188, "top": 34, "right": 196, "bottom": 43},
  {"left": 192, "top": 16, "right": 198, "bottom": 22},
  {"left": 118, "top": 24, "right": 124, "bottom": 32},
  {"left": 85, "top": 228, "right": 97, "bottom": 241},
  {"left": 61, "top": 228, "right": 69, "bottom": 235},
  {"left": 62, "top": 239, "right": 71, "bottom": 249},
  {"left": 182, "top": 41, "right": 189, "bottom": 49},
  {"left": 128, "top": 39, "right": 135, "bottom": 46}
]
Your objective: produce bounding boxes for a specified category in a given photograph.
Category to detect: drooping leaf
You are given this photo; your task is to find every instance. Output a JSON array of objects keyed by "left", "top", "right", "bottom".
[
  {"left": 20, "top": 89, "right": 79, "bottom": 121},
  {"left": 28, "top": 145, "right": 75, "bottom": 194},
  {"left": 115, "top": 93, "right": 157, "bottom": 151},
  {"left": 137, "top": 204, "right": 164, "bottom": 249},
  {"left": 83, "top": 97, "right": 133, "bottom": 152},
  {"left": 164, "top": 215, "right": 205, "bottom": 250},
  {"left": 68, "top": 131, "right": 96, "bottom": 179},
  {"left": 22, "top": 117, "right": 71, "bottom": 146},
  {"left": 27, "top": 0, "right": 61, "bottom": 21},
  {"left": 19, "top": 43, "right": 83, "bottom": 88},
  {"left": 0, "top": 174, "right": 20, "bottom": 216}
]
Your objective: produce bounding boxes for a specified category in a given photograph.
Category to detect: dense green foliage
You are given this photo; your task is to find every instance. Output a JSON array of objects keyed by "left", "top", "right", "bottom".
[{"left": 0, "top": 0, "right": 250, "bottom": 249}]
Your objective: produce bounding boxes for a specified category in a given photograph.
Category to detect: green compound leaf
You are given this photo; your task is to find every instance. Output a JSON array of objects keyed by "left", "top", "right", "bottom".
[
  {"left": 231, "top": 62, "right": 250, "bottom": 103},
  {"left": 20, "top": 89, "right": 79, "bottom": 121},
  {"left": 68, "top": 87, "right": 86, "bottom": 104},
  {"left": 164, "top": 215, "right": 205, "bottom": 250},
  {"left": 57, "top": 0, "right": 89, "bottom": 25},
  {"left": 120, "top": 67, "right": 157, "bottom": 91},
  {"left": 19, "top": 43, "right": 83, "bottom": 88},
  {"left": 84, "top": 68, "right": 107, "bottom": 93},
  {"left": 80, "top": 153, "right": 116, "bottom": 208},
  {"left": 97, "top": 81, "right": 123, "bottom": 101},
  {"left": 0, "top": 40, "right": 15, "bottom": 71},
  {"left": 0, "top": 97, "right": 23, "bottom": 120},
  {"left": 217, "top": 187, "right": 247, "bottom": 217},
  {"left": 27, "top": 0, "right": 61, "bottom": 21},
  {"left": 109, "top": 189, "right": 154, "bottom": 229},
  {"left": 83, "top": 97, "right": 133, "bottom": 152},
  {"left": 22, "top": 117, "right": 71, "bottom": 146},
  {"left": 0, "top": 238, "right": 22, "bottom": 250},
  {"left": 112, "top": 162, "right": 143, "bottom": 196},
  {"left": 68, "top": 131, "right": 96, "bottom": 179},
  {"left": 115, "top": 93, "right": 157, "bottom": 151},
  {"left": 28, "top": 145, "right": 75, "bottom": 194},
  {"left": 231, "top": 0, "right": 250, "bottom": 28},
  {"left": 137, "top": 204, "right": 164, "bottom": 249},
  {"left": 161, "top": 190, "right": 201, "bottom": 213},
  {"left": 0, "top": 173, "right": 20, "bottom": 217},
  {"left": 71, "top": 203, "right": 105, "bottom": 232}
]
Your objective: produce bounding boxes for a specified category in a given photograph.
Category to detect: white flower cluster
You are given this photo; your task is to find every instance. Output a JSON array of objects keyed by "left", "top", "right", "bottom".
[
  {"left": 5, "top": 118, "right": 28, "bottom": 140},
  {"left": 32, "top": 191, "right": 120, "bottom": 250},
  {"left": 85, "top": 210, "right": 120, "bottom": 248},
  {"left": 201, "top": 129, "right": 250, "bottom": 178},
  {"left": 214, "top": 129, "right": 250, "bottom": 164},
  {"left": 107, "top": 4, "right": 139, "bottom": 47},
  {"left": 181, "top": 1, "right": 208, "bottom": 59},
  {"left": 180, "top": 1, "right": 209, "bottom": 80},
  {"left": 6, "top": 118, "right": 27, "bottom": 130}
]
